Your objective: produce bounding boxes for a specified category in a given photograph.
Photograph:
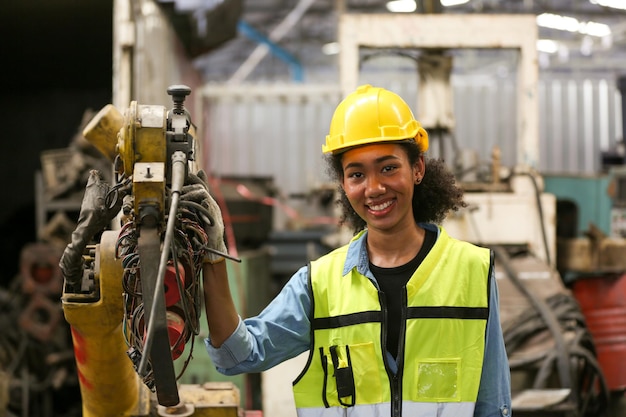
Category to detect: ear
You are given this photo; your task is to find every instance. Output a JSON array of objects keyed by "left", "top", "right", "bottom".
[{"left": 413, "top": 155, "right": 425, "bottom": 184}]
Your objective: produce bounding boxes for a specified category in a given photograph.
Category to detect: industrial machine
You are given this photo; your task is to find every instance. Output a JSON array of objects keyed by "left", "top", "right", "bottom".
[
  {"left": 60, "top": 85, "right": 242, "bottom": 417},
  {"left": 337, "top": 13, "right": 611, "bottom": 416}
]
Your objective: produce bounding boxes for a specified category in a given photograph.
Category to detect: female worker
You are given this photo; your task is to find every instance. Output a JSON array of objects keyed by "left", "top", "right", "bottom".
[{"left": 199, "top": 84, "right": 512, "bottom": 417}]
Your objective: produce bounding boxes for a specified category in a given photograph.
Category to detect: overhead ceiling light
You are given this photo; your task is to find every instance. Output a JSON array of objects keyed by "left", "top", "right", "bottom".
[
  {"left": 580, "top": 21, "right": 612, "bottom": 37},
  {"left": 322, "top": 42, "right": 340, "bottom": 55},
  {"left": 537, "top": 39, "right": 559, "bottom": 54},
  {"left": 590, "top": 0, "right": 626, "bottom": 11},
  {"left": 537, "top": 13, "right": 579, "bottom": 32},
  {"left": 386, "top": 0, "right": 417, "bottom": 13},
  {"left": 536, "top": 13, "right": 611, "bottom": 37},
  {"left": 440, "top": 0, "right": 470, "bottom": 6}
]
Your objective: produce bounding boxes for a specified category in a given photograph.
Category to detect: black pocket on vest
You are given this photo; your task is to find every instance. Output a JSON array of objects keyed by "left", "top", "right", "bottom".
[{"left": 330, "top": 345, "right": 355, "bottom": 406}]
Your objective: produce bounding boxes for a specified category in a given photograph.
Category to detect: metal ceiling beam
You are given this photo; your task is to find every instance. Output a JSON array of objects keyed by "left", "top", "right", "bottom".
[{"left": 228, "top": 0, "right": 317, "bottom": 83}]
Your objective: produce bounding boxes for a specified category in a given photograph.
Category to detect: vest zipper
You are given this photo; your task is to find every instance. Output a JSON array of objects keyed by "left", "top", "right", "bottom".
[
  {"left": 393, "top": 287, "right": 408, "bottom": 417},
  {"left": 379, "top": 290, "right": 403, "bottom": 417}
]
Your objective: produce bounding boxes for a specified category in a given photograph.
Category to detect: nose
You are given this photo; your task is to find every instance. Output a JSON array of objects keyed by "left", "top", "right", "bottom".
[{"left": 365, "top": 174, "right": 385, "bottom": 197}]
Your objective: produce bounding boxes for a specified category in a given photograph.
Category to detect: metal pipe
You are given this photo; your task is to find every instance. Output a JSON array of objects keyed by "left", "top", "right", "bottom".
[
  {"left": 228, "top": 0, "right": 316, "bottom": 83},
  {"left": 617, "top": 75, "right": 626, "bottom": 145},
  {"left": 236, "top": 20, "right": 304, "bottom": 82},
  {"left": 138, "top": 151, "right": 187, "bottom": 377}
]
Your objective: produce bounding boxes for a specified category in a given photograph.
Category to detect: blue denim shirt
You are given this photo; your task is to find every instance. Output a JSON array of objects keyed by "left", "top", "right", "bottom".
[{"left": 206, "top": 223, "right": 512, "bottom": 417}]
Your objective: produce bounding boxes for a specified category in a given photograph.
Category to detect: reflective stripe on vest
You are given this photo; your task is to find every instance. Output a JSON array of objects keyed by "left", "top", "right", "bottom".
[
  {"left": 293, "top": 227, "right": 491, "bottom": 417},
  {"left": 296, "top": 401, "right": 475, "bottom": 417}
]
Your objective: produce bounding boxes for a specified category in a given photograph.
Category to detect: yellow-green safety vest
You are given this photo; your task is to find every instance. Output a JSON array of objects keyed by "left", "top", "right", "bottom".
[{"left": 292, "top": 227, "right": 492, "bottom": 417}]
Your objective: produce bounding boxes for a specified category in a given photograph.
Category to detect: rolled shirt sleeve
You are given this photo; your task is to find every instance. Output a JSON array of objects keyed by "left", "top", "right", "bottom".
[
  {"left": 205, "top": 265, "right": 312, "bottom": 375},
  {"left": 205, "top": 317, "right": 254, "bottom": 369}
]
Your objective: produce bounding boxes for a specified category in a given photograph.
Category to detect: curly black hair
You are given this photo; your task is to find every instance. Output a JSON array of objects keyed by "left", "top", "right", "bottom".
[{"left": 324, "top": 140, "right": 467, "bottom": 233}]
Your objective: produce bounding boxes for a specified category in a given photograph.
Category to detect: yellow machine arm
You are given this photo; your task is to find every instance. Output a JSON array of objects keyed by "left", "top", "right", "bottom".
[{"left": 62, "top": 86, "right": 223, "bottom": 416}]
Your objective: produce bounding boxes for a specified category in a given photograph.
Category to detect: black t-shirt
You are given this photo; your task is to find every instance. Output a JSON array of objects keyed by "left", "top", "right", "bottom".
[{"left": 369, "top": 228, "right": 436, "bottom": 358}]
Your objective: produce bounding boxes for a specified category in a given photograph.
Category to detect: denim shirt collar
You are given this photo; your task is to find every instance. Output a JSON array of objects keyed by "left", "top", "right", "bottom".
[{"left": 342, "top": 223, "right": 441, "bottom": 280}]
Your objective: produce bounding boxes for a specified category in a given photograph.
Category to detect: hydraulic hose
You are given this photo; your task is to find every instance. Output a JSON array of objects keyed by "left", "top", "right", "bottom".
[
  {"left": 492, "top": 246, "right": 572, "bottom": 390},
  {"left": 514, "top": 171, "right": 552, "bottom": 266}
]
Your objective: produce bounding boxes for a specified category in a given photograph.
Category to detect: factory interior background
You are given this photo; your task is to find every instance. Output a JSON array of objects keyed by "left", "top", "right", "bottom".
[{"left": 1, "top": 0, "right": 626, "bottom": 416}]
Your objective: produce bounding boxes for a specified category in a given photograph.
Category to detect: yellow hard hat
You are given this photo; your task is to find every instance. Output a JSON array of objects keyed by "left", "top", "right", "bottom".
[{"left": 323, "top": 84, "right": 429, "bottom": 154}]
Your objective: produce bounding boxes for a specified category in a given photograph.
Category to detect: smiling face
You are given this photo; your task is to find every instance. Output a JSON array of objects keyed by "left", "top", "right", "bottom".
[{"left": 340, "top": 143, "right": 425, "bottom": 235}]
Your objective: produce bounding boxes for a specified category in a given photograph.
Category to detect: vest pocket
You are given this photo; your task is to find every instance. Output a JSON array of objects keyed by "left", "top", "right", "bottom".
[
  {"left": 330, "top": 345, "right": 355, "bottom": 405},
  {"left": 320, "top": 342, "right": 383, "bottom": 406},
  {"left": 415, "top": 358, "right": 461, "bottom": 401}
]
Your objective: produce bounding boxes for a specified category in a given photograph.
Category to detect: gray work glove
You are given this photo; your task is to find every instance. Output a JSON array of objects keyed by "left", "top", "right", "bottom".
[
  {"left": 180, "top": 170, "right": 227, "bottom": 263},
  {"left": 59, "top": 170, "right": 124, "bottom": 289}
]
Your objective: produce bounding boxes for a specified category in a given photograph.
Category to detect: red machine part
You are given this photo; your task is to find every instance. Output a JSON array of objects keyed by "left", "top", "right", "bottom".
[
  {"left": 573, "top": 274, "right": 626, "bottom": 391},
  {"left": 20, "top": 242, "right": 63, "bottom": 296},
  {"left": 140, "top": 308, "right": 187, "bottom": 360},
  {"left": 166, "top": 309, "right": 186, "bottom": 360},
  {"left": 164, "top": 262, "right": 186, "bottom": 307}
]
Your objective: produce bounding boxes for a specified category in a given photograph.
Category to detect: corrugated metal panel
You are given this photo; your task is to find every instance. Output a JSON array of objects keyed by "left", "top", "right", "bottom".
[
  {"left": 199, "top": 84, "right": 341, "bottom": 197},
  {"left": 538, "top": 75, "right": 622, "bottom": 174},
  {"left": 198, "top": 74, "right": 622, "bottom": 198},
  {"left": 452, "top": 76, "right": 518, "bottom": 169}
]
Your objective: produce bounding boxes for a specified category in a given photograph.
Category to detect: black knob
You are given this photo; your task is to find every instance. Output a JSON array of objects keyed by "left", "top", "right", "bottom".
[{"left": 167, "top": 85, "right": 191, "bottom": 114}]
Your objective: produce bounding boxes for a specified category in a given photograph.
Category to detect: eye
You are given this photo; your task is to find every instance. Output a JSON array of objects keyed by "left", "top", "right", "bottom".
[
  {"left": 382, "top": 165, "right": 397, "bottom": 174},
  {"left": 346, "top": 171, "right": 363, "bottom": 179}
]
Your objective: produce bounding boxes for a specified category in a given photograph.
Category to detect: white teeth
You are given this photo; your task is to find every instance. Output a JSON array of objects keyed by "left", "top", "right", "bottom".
[{"left": 369, "top": 201, "right": 393, "bottom": 211}]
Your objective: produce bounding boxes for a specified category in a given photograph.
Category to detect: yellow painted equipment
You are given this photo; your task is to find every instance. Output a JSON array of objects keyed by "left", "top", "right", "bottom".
[
  {"left": 62, "top": 231, "right": 151, "bottom": 417},
  {"left": 62, "top": 86, "right": 248, "bottom": 416},
  {"left": 82, "top": 104, "right": 124, "bottom": 163}
]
